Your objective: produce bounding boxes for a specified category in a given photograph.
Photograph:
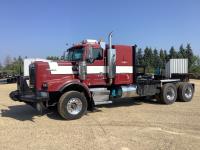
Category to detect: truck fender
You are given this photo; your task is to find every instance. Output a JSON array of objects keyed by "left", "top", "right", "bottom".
[{"left": 59, "top": 81, "right": 94, "bottom": 110}]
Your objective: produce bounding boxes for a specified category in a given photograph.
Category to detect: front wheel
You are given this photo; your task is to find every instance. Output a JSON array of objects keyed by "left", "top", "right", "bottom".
[
  {"left": 160, "top": 83, "right": 177, "bottom": 104},
  {"left": 58, "top": 91, "right": 88, "bottom": 120}
]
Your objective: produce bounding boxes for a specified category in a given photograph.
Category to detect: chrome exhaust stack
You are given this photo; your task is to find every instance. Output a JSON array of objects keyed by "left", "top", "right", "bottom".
[
  {"left": 107, "top": 32, "right": 116, "bottom": 85},
  {"left": 109, "top": 32, "right": 113, "bottom": 49}
]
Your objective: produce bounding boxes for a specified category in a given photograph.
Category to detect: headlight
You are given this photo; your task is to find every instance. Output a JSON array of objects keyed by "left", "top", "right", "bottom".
[{"left": 39, "top": 92, "right": 48, "bottom": 97}]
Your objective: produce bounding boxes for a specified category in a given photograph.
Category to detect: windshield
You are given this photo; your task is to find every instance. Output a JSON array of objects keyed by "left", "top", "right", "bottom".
[{"left": 64, "top": 47, "right": 84, "bottom": 61}]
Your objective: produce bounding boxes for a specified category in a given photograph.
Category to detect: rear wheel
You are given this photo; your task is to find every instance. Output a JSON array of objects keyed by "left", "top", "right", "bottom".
[
  {"left": 160, "top": 83, "right": 177, "bottom": 104},
  {"left": 58, "top": 91, "right": 87, "bottom": 120},
  {"left": 178, "top": 83, "right": 194, "bottom": 102}
]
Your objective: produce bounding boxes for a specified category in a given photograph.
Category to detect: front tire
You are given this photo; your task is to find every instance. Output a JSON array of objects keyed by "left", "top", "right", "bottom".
[
  {"left": 58, "top": 91, "right": 88, "bottom": 120},
  {"left": 160, "top": 83, "right": 177, "bottom": 104}
]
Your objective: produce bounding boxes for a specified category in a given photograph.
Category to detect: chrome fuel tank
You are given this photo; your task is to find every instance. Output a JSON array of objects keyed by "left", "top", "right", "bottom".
[{"left": 121, "top": 85, "right": 139, "bottom": 98}]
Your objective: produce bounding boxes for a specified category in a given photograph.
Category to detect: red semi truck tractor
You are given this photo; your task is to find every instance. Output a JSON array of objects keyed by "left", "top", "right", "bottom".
[{"left": 10, "top": 33, "right": 195, "bottom": 120}]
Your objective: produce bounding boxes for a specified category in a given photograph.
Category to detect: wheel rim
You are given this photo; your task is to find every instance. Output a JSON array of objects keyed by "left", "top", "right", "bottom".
[
  {"left": 184, "top": 86, "right": 192, "bottom": 99},
  {"left": 66, "top": 98, "right": 82, "bottom": 115},
  {"left": 166, "top": 87, "right": 175, "bottom": 101}
]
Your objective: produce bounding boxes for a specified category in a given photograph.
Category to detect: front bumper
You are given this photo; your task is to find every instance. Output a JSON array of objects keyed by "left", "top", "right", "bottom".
[
  {"left": 9, "top": 76, "right": 49, "bottom": 103},
  {"left": 10, "top": 90, "right": 49, "bottom": 103}
]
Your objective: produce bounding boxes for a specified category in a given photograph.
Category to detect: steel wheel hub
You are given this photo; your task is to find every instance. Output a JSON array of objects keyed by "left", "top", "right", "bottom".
[
  {"left": 185, "top": 87, "right": 192, "bottom": 99},
  {"left": 66, "top": 98, "right": 82, "bottom": 115},
  {"left": 166, "top": 88, "right": 175, "bottom": 101}
]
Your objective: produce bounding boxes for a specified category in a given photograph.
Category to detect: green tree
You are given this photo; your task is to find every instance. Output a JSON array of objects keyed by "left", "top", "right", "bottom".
[
  {"left": 0, "top": 62, "right": 2, "bottom": 70},
  {"left": 136, "top": 48, "right": 144, "bottom": 65},
  {"left": 143, "top": 47, "right": 153, "bottom": 72},
  {"left": 164, "top": 50, "right": 169, "bottom": 63},
  {"left": 3, "top": 55, "right": 24, "bottom": 74},
  {"left": 143, "top": 47, "right": 150, "bottom": 66},
  {"left": 4, "top": 55, "right": 12, "bottom": 67},
  {"left": 178, "top": 44, "right": 186, "bottom": 58},
  {"left": 17, "top": 56, "right": 24, "bottom": 74},
  {"left": 152, "top": 48, "right": 160, "bottom": 68},
  {"left": 169, "top": 46, "right": 177, "bottom": 59},
  {"left": 185, "top": 43, "right": 194, "bottom": 69},
  {"left": 149, "top": 48, "right": 153, "bottom": 67},
  {"left": 47, "top": 56, "right": 60, "bottom": 60},
  {"left": 190, "top": 55, "right": 200, "bottom": 73},
  {"left": 160, "top": 49, "right": 165, "bottom": 68}
]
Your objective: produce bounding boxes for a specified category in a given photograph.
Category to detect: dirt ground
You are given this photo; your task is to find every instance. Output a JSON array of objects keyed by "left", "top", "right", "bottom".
[{"left": 0, "top": 80, "right": 200, "bottom": 150}]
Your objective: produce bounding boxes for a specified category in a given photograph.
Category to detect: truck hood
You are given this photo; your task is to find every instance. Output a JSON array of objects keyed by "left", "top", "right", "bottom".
[
  {"left": 24, "top": 58, "right": 75, "bottom": 76},
  {"left": 34, "top": 60, "right": 78, "bottom": 91}
]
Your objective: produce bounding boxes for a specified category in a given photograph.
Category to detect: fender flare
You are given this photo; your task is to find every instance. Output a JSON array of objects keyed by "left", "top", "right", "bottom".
[
  {"left": 59, "top": 81, "right": 95, "bottom": 110},
  {"left": 59, "top": 81, "right": 91, "bottom": 100}
]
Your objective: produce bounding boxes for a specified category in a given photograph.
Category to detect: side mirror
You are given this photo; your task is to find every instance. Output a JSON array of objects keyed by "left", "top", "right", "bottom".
[
  {"left": 87, "top": 47, "right": 94, "bottom": 63},
  {"left": 62, "top": 49, "right": 69, "bottom": 61}
]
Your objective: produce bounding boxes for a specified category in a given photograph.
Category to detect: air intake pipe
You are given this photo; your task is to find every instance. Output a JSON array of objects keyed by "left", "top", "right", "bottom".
[
  {"left": 109, "top": 32, "right": 112, "bottom": 49},
  {"left": 107, "top": 32, "right": 116, "bottom": 85}
]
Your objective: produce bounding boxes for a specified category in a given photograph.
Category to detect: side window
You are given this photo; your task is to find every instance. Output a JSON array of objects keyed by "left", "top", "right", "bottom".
[{"left": 92, "top": 48, "right": 103, "bottom": 60}]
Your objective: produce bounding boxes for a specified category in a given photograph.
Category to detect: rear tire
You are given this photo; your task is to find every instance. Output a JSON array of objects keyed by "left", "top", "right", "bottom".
[
  {"left": 160, "top": 83, "right": 177, "bottom": 104},
  {"left": 178, "top": 83, "right": 194, "bottom": 102},
  {"left": 58, "top": 91, "right": 87, "bottom": 120}
]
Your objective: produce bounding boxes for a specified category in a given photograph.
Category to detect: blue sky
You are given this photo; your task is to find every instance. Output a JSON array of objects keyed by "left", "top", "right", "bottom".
[{"left": 0, "top": 0, "right": 200, "bottom": 64}]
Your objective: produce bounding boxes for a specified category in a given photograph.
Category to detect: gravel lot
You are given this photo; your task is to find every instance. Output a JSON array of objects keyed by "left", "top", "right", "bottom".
[{"left": 0, "top": 80, "right": 200, "bottom": 150}]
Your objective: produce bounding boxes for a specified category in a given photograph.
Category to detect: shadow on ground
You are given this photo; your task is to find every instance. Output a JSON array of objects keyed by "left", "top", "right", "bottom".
[
  {"left": 96, "top": 97, "right": 160, "bottom": 108},
  {"left": 0, "top": 104, "right": 63, "bottom": 121},
  {"left": 0, "top": 98, "right": 160, "bottom": 121},
  {"left": 1, "top": 104, "right": 39, "bottom": 122}
]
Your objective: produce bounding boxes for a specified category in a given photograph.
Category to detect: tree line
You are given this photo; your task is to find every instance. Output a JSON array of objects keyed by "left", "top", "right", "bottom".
[
  {"left": 0, "top": 56, "right": 24, "bottom": 75},
  {"left": 136, "top": 43, "right": 200, "bottom": 73}
]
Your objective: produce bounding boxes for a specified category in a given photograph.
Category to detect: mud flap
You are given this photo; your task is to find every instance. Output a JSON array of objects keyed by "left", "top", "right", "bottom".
[{"left": 25, "top": 102, "right": 47, "bottom": 115}]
